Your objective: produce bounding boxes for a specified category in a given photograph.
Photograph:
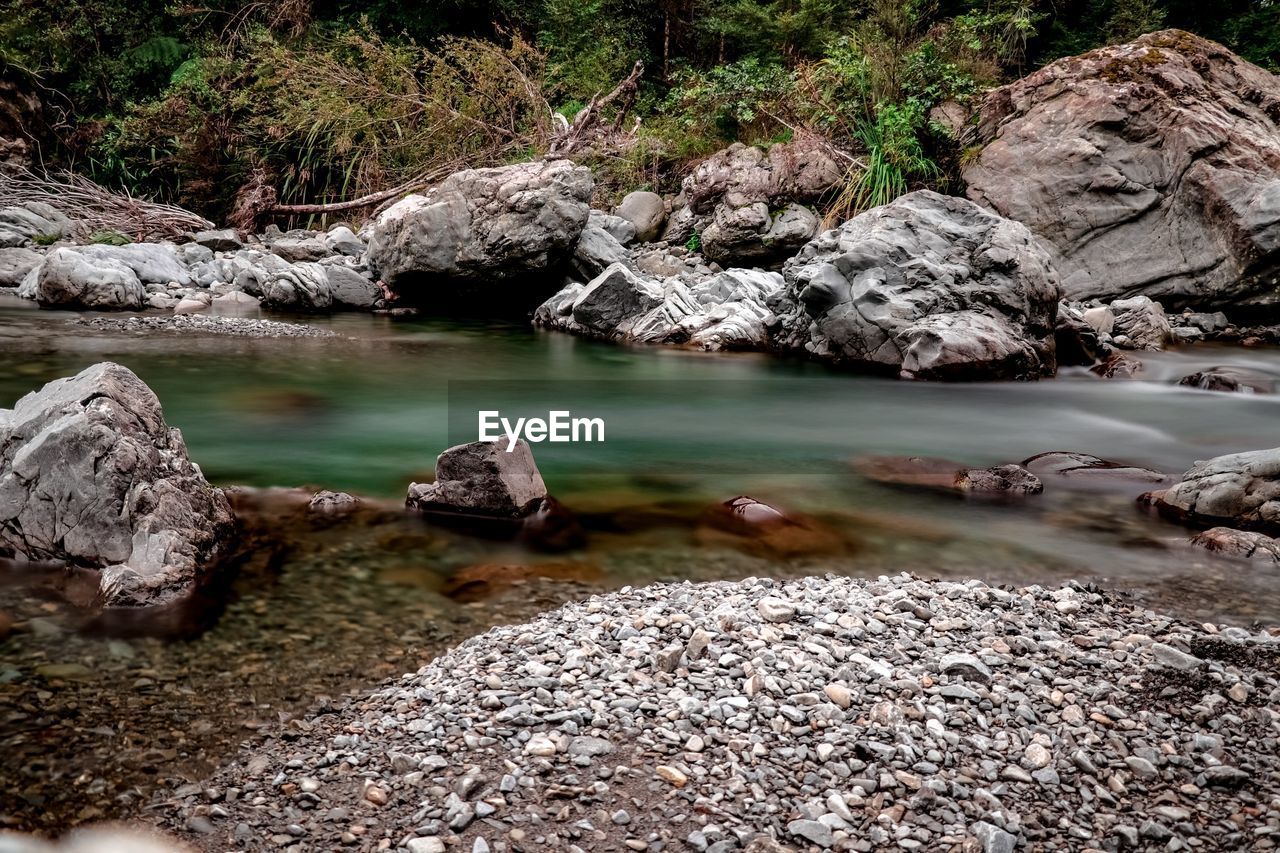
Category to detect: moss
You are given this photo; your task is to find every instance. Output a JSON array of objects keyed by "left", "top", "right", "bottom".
[{"left": 1098, "top": 47, "right": 1169, "bottom": 83}]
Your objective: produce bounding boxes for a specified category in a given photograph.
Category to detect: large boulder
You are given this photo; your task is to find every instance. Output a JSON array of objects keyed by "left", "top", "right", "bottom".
[
  {"left": 772, "top": 190, "right": 1061, "bottom": 379},
  {"left": 534, "top": 262, "right": 784, "bottom": 351},
  {"left": 367, "top": 160, "right": 593, "bottom": 301},
  {"left": 0, "top": 203, "right": 72, "bottom": 248},
  {"left": 260, "top": 262, "right": 333, "bottom": 311},
  {"left": 963, "top": 31, "right": 1280, "bottom": 315},
  {"left": 1144, "top": 447, "right": 1280, "bottom": 533},
  {"left": 0, "top": 363, "right": 234, "bottom": 607},
  {"left": 18, "top": 246, "right": 147, "bottom": 309}
]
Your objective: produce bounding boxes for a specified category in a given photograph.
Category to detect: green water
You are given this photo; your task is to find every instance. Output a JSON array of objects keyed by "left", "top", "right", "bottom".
[{"left": 3, "top": 294, "right": 1280, "bottom": 624}]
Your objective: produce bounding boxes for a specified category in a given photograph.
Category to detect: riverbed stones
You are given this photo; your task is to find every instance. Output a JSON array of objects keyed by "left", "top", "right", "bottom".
[
  {"left": 406, "top": 440, "right": 547, "bottom": 517},
  {"left": 0, "top": 362, "right": 234, "bottom": 607},
  {"left": 773, "top": 190, "right": 1060, "bottom": 379},
  {"left": 367, "top": 159, "right": 593, "bottom": 295},
  {"left": 156, "top": 573, "right": 1280, "bottom": 852},
  {"left": 963, "top": 30, "right": 1280, "bottom": 314}
]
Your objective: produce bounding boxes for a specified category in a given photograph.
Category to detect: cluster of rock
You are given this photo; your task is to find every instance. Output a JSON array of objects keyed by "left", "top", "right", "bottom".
[
  {"left": 0, "top": 362, "right": 233, "bottom": 607},
  {"left": 156, "top": 573, "right": 1280, "bottom": 852},
  {"left": 0, "top": 220, "right": 381, "bottom": 313}
]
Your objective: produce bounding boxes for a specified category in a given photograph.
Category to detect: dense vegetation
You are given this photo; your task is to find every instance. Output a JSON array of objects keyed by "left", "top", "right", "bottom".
[{"left": 2, "top": 0, "right": 1276, "bottom": 222}]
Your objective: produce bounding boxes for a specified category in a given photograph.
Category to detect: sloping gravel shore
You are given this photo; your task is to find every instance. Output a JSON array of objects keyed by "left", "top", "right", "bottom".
[
  {"left": 73, "top": 315, "right": 340, "bottom": 338},
  {"left": 157, "top": 574, "right": 1280, "bottom": 852}
]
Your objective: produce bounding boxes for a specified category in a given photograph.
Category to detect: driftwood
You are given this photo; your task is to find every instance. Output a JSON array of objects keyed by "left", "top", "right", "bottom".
[
  {"left": 0, "top": 168, "right": 213, "bottom": 240},
  {"left": 549, "top": 60, "right": 645, "bottom": 155}
]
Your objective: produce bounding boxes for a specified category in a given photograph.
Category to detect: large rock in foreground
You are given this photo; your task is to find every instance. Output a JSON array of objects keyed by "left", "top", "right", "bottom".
[
  {"left": 367, "top": 160, "right": 593, "bottom": 301},
  {"left": 0, "top": 362, "right": 234, "bottom": 607},
  {"left": 774, "top": 190, "right": 1060, "bottom": 379},
  {"left": 964, "top": 31, "right": 1280, "bottom": 315},
  {"left": 157, "top": 574, "right": 1280, "bottom": 852},
  {"left": 1143, "top": 447, "right": 1280, "bottom": 533}
]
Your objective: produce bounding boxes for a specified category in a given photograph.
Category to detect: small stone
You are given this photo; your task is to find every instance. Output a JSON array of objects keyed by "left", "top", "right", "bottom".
[
  {"left": 823, "top": 683, "right": 852, "bottom": 709},
  {"left": 1125, "top": 756, "right": 1158, "bottom": 779},
  {"left": 972, "top": 820, "right": 1017, "bottom": 853},
  {"left": 1150, "top": 642, "right": 1203, "bottom": 671},
  {"left": 612, "top": 809, "right": 632, "bottom": 825},
  {"left": 407, "top": 839, "right": 446, "bottom": 853},
  {"left": 787, "top": 819, "right": 833, "bottom": 848},
  {"left": 757, "top": 596, "right": 796, "bottom": 623},
  {"left": 525, "top": 734, "right": 557, "bottom": 756},
  {"left": 940, "top": 653, "right": 992, "bottom": 683},
  {"left": 1023, "top": 743, "right": 1051, "bottom": 770},
  {"left": 362, "top": 784, "right": 388, "bottom": 806},
  {"left": 686, "top": 735, "right": 706, "bottom": 752},
  {"left": 656, "top": 765, "right": 688, "bottom": 787}
]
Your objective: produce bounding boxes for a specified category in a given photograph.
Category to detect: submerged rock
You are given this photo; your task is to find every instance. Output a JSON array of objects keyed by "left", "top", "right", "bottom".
[
  {"left": 367, "top": 160, "right": 593, "bottom": 299},
  {"left": 406, "top": 440, "right": 548, "bottom": 518},
  {"left": 964, "top": 30, "right": 1280, "bottom": 314},
  {"left": 441, "top": 561, "right": 603, "bottom": 602},
  {"left": 1022, "top": 452, "right": 1168, "bottom": 488},
  {"left": 1142, "top": 447, "right": 1280, "bottom": 533},
  {"left": 774, "top": 190, "right": 1060, "bottom": 380},
  {"left": 856, "top": 455, "right": 1043, "bottom": 496},
  {"left": 695, "top": 495, "right": 850, "bottom": 558},
  {"left": 0, "top": 362, "right": 234, "bottom": 607},
  {"left": 1178, "top": 366, "right": 1276, "bottom": 394},
  {"left": 1189, "top": 527, "right": 1280, "bottom": 562}
]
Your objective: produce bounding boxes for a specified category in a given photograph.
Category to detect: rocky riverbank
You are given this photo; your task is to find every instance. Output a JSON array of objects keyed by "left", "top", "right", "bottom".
[{"left": 150, "top": 573, "right": 1280, "bottom": 852}]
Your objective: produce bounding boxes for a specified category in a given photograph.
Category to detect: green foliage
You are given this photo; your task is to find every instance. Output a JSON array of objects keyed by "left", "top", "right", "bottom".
[
  {"left": 685, "top": 231, "right": 702, "bottom": 252},
  {"left": 663, "top": 58, "right": 795, "bottom": 145},
  {"left": 89, "top": 229, "right": 132, "bottom": 245},
  {"left": 31, "top": 232, "right": 60, "bottom": 246},
  {"left": 852, "top": 100, "right": 939, "bottom": 210},
  {"left": 696, "top": 0, "right": 847, "bottom": 60},
  {"left": 1104, "top": 0, "right": 1166, "bottom": 43}
]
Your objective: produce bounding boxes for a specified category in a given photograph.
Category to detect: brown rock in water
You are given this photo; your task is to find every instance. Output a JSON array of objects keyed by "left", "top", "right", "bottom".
[
  {"left": 1091, "top": 353, "right": 1143, "bottom": 379},
  {"left": 696, "top": 496, "right": 851, "bottom": 558},
  {"left": 407, "top": 440, "right": 547, "bottom": 518},
  {"left": 964, "top": 31, "right": 1280, "bottom": 315},
  {"left": 1179, "top": 367, "right": 1276, "bottom": 394},
  {"left": 855, "top": 456, "right": 1043, "bottom": 497},
  {"left": 442, "top": 561, "right": 603, "bottom": 602},
  {"left": 1022, "top": 452, "right": 1168, "bottom": 489},
  {"left": 1190, "top": 527, "right": 1280, "bottom": 562}
]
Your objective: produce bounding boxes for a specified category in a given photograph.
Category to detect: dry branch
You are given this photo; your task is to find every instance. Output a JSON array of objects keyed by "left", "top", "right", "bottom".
[{"left": 0, "top": 169, "right": 214, "bottom": 240}]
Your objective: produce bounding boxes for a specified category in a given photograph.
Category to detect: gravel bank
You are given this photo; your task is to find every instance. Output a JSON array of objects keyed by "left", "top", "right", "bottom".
[
  {"left": 157, "top": 573, "right": 1280, "bottom": 852},
  {"left": 73, "top": 315, "right": 340, "bottom": 338}
]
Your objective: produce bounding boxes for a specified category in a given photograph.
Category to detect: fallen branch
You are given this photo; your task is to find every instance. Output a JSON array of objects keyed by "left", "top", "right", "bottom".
[
  {"left": 550, "top": 60, "right": 645, "bottom": 155},
  {"left": 0, "top": 168, "right": 214, "bottom": 241}
]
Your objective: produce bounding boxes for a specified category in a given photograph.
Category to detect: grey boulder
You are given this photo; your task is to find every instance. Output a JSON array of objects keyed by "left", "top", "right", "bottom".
[
  {"left": 407, "top": 440, "right": 548, "bottom": 517},
  {"left": 18, "top": 247, "right": 147, "bottom": 310},
  {"left": 964, "top": 30, "right": 1280, "bottom": 314},
  {"left": 0, "top": 247, "right": 42, "bottom": 287},
  {"left": 0, "top": 362, "right": 234, "bottom": 607},
  {"left": 682, "top": 140, "right": 842, "bottom": 213},
  {"left": 1145, "top": 447, "right": 1280, "bottom": 533},
  {"left": 0, "top": 203, "right": 73, "bottom": 248},
  {"left": 368, "top": 160, "right": 593, "bottom": 294},
  {"left": 1110, "top": 296, "right": 1172, "bottom": 350},
  {"left": 614, "top": 191, "right": 666, "bottom": 243},
  {"left": 192, "top": 229, "right": 243, "bottom": 252},
  {"left": 260, "top": 262, "right": 333, "bottom": 311},
  {"left": 773, "top": 190, "right": 1060, "bottom": 380}
]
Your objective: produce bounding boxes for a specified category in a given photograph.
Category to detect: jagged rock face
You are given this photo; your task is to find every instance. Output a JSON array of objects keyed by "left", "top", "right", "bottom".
[
  {"left": 773, "top": 190, "right": 1061, "bottom": 380},
  {"left": 964, "top": 30, "right": 1280, "bottom": 315},
  {"left": 534, "top": 262, "right": 784, "bottom": 351},
  {"left": 0, "top": 362, "right": 234, "bottom": 607},
  {"left": 1144, "top": 447, "right": 1280, "bottom": 533},
  {"left": 367, "top": 160, "right": 594, "bottom": 298},
  {"left": 701, "top": 202, "right": 820, "bottom": 267}
]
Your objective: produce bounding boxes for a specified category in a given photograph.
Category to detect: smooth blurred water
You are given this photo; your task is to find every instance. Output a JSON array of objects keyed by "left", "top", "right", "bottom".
[{"left": 3, "top": 294, "right": 1279, "bottom": 623}]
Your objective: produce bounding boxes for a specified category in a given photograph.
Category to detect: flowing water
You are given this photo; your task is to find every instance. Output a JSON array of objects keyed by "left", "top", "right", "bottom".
[{"left": 2, "top": 293, "right": 1280, "bottom": 626}]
